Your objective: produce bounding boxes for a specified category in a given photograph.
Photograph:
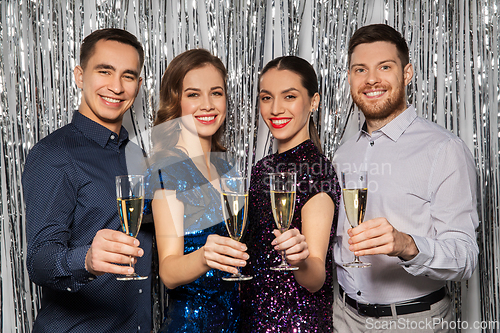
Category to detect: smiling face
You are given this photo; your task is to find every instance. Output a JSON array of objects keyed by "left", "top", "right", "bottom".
[
  {"left": 180, "top": 64, "right": 227, "bottom": 144},
  {"left": 259, "top": 68, "right": 319, "bottom": 152},
  {"left": 348, "top": 41, "right": 413, "bottom": 132},
  {"left": 74, "top": 39, "right": 143, "bottom": 134}
]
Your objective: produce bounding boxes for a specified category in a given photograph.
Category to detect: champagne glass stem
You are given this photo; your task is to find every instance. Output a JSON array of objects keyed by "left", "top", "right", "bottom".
[
  {"left": 123, "top": 255, "right": 136, "bottom": 278},
  {"left": 271, "top": 250, "right": 297, "bottom": 271},
  {"left": 129, "top": 255, "right": 134, "bottom": 271},
  {"left": 223, "top": 262, "right": 252, "bottom": 281},
  {"left": 281, "top": 251, "right": 287, "bottom": 265}
]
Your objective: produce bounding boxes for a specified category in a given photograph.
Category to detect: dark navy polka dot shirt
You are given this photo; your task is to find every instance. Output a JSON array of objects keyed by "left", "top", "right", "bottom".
[{"left": 23, "top": 111, "right": 153, "bottom": 332}]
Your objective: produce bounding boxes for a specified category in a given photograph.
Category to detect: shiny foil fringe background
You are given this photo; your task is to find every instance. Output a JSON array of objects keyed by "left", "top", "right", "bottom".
[{"left": 0, "top": 0, "right": 498, "bottom": 331}]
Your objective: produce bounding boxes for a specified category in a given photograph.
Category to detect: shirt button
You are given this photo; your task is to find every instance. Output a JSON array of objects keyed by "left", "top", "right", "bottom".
[
  {"left": 139, "top": 289, "right": 143, "bottom": 294},
  {"left": 138, "top": 326, "right": 141, "bottom": 331},
  {"left": 110, "top": 135, "right": 115, "bottom": 140},
  {"left": 357, "top": 290, "right": 362, "bottom": 296},
  {"left": 370, "top": 141, "right": 374, "bottom": 146},
  {"left": 66, "top": 288, "right": 72, "bottom": 292}
]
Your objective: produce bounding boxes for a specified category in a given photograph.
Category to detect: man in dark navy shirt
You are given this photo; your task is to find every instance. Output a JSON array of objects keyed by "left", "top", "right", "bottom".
[{"left": 22, "top": 28, "right": 152, "bottom": 332}]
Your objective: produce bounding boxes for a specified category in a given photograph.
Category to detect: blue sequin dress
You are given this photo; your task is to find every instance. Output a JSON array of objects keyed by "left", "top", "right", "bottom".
[
  {"left": 240, "top": 140, "right": 340, "bottom": 332},
  {"left": 145, "top": 148, "right": 240, "bottom": 333}
]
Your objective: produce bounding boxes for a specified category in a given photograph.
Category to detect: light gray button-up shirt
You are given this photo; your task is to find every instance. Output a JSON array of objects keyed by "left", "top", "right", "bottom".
[{"left": 333, "top": 105, "right": 479, "bottom": 304}]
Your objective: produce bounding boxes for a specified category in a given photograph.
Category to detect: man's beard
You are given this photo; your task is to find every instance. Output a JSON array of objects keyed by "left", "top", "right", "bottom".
[{"left": 351, "top": 84, "right": 406, "bottom": 121}]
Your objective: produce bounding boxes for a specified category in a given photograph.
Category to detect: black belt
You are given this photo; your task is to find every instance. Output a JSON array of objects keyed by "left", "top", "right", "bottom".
[{"left": 339, "top": 286, "right": 447, "bottom": 318}]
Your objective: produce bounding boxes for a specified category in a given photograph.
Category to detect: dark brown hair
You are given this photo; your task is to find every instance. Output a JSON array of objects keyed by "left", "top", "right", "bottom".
[
  {"left": 154, "top": 49, "right": 228, "bottom": 152},
  {"left": 348, "top": 24, "right": 409, "bottom": 68},
  {"left": 80, "top": 28, "right": 144, "bottom": 70},
  {"left": 259, "top": 56, "right": 323, "bottom": 153}
]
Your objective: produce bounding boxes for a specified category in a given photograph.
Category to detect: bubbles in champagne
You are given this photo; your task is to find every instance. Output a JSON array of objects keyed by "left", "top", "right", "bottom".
[
  {"left": 221, "top": 193, "right": 248, "bottom": 241},
  {"left": 270, "top": 191, "right": 296, "bottom": 232},
  {"left": 117, "top": 197, "right": 144, "bottom": 237},
  {"left": 342, "top": 188, "right": 367, "bottom": 228}
]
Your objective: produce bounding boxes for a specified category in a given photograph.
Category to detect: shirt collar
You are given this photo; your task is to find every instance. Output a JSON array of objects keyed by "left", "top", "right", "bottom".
[
  {"left": 72, "top": 111, "right": 129, "bottom": 148},
  {"left": 358, "top": 105, "right": 417, "bottom": 142}
]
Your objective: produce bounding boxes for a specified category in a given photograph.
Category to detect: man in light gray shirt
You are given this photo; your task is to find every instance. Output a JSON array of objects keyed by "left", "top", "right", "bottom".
[{"left": 332, "top": 24, "right": 478, "bottom": 332}]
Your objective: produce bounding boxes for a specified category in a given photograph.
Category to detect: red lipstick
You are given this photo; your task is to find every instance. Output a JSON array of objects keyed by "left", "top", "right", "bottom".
[{"left": 270, "top": 118, "right": 291, "bottom": 129}]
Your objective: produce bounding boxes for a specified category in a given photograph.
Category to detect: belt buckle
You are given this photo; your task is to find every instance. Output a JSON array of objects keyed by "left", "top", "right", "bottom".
[
  {"left": 356, "top": 303, "right": 378, "bottom": 318},
  {"left": 357, "top": 303, "right": 387, "bottom": 318}
]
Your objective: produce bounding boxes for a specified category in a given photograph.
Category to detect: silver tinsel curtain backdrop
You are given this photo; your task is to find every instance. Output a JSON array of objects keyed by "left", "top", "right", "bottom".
[{"left": 0, "top": 0, "right": 498, "bottom": 332}]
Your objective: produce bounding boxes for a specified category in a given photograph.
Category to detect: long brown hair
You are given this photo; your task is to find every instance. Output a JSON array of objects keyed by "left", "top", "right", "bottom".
[
  {"left": 153, "top": 49, "right": 228, "bottom": 152},
  {"left": 259, "top": 56, "right": 323, "bottom": 153}
]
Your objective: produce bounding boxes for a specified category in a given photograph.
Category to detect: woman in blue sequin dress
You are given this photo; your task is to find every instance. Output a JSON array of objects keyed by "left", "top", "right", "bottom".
[
  {"left": 146, "top": 49, "right": 247, "bottom": 332},
  {"left": 240, "top": 56, "right": 341, "bottom": 332}
]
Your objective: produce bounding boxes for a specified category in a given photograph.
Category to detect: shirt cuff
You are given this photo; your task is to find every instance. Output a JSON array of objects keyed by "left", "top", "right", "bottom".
[
  {"left": 68, "top": 245, "right": 96, "bottom": 283},
  {"left": 397, "top": 234, "right": 432, "bottom": 269}
]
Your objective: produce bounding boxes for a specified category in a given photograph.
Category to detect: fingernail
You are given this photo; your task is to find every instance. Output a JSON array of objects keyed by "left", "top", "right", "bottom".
[
  {"left": 128, "top": 268, "right": 134, "bottom": 274},
  {"left": 134, "top": 239, "right": 140, "bottom": 246},
  {"left": 240, "top": 261, "right": 246, "bottom": 266},
  {"left": 241, "top": 245, "right": 247, "bottom": 251},
  {"left": 138, "top": 249, "right": 144, "bottom": 257},
  {"left": 243, "top": 254, "right": 249, "bottom": 260},
  {"left": 274, "top": 245, "right": 280, "bottom": 250}
]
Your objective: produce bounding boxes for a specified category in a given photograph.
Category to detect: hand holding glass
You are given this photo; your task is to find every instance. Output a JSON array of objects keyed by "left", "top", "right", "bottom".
[
  {"left": 116, "top": 175, "right": 148, "bottom": 280},
  {"left": 269, "top": 172, "right": 299, "bottom": 271},
  {"left": 341, "top": 171, "right": 371, "bottom": 268},
  {"left": 220, "top": 176, "right": 252, "bottom": 281}
]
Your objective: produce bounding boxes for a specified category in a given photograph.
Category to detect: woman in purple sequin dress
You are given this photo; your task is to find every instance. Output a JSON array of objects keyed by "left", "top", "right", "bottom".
[{"left": 240, "top": 56, "right": 341, "bottom": 332}]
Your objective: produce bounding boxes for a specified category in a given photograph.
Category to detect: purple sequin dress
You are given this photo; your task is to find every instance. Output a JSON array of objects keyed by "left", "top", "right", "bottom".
[{"left": 240, "top": 140, "right": 340, "bottom": 332}]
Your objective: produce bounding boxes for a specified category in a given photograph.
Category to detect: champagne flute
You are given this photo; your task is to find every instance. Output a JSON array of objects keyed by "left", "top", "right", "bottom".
[
  {"left": 116, "top": 175, "right": 148, "bottom": 280},
  {"left": 220, "top": 176, "right": 253, "bottom": 281},
  {"left": 342, "top": 171, "right": 371, "bottom": 268},
  {"left": 269, "top": 172, "right": 298, "bottom": 271}
]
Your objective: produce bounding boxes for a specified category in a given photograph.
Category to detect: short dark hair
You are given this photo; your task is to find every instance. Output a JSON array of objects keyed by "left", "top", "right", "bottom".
[
  {"left": 79, "top": 28, "right": 144, "bottom": 70},
  {"left": 348, "top": 24, "right": 409, "bottom": 68}
]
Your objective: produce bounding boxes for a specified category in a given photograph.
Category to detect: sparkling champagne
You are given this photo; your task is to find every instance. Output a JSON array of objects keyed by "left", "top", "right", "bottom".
[
  {"left": 117, "top": 197, "right": 144, "bottom": 237},
  {"left": 115, "top": 175, "right": 148, "bottom": 280},
  {"left": 270, "top": 191, "right": 296, "bottom": 232},
  {"left": 221, "top": 193, "right": 248, "bottom": 241},
  {"left": 342, "top": 188, "right": 367, "bottom": 228},
  {"left": 219, "top": 176, "right": 253, "bottom": 281}
]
